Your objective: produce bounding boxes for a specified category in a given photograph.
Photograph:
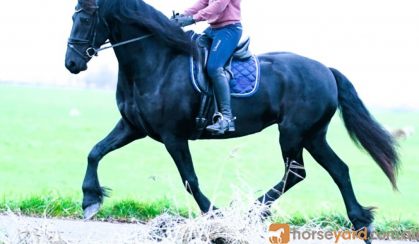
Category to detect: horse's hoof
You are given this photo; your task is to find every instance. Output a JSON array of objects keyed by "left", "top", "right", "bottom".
[
  {"left": 212, "top": 237, "right": 227, "bottom": 244},
  {"left": 259, "top": 208, "right": 272, "bottom": 220},
  {"left": 358, "top": 224, "right": 374, "bottom": 244},
  {"left": 365, "top": 223, "right": 374, "bottom": 244},
  {"left": 367, "top": 223, "right": 375, "bottom": 233},
  {"left": 246, "top": 206, "right": 271, "bottom": 222},
  {"left": 83, "top": 202, "right": 101, "bottom": 220}
]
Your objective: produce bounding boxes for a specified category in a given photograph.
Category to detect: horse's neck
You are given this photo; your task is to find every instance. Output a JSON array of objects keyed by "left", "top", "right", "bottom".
[{"left": 114, "top": 37, "right": 169, "bottom": 79}]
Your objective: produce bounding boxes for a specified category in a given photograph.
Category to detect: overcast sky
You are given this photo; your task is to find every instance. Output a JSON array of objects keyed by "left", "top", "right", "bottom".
[{"left": 0, "top": 0, "right": 418, "bottom": 109}]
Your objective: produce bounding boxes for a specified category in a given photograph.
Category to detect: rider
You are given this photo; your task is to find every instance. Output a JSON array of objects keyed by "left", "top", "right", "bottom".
[{"left": 176, "top": 0, "right": 242, "bottom": 134}]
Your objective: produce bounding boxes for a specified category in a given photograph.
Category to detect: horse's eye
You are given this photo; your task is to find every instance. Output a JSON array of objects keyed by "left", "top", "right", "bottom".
[{"left": 80, "top": 17, "right": 90, "bottom": 24}]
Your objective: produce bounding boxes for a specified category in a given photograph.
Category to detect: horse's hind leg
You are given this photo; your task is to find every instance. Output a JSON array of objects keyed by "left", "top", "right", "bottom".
[
  {"left": 163, "top": 136, "right": 214, "bottom": 213},
  {"left": 82, "top": 118, "right": 146, "bottom": 219},
  {"left": 258, "top": 125, "right": 306, "bottom": 207},
  {"left": 304, "top": 128, "right": 374, "bottom": 242}
]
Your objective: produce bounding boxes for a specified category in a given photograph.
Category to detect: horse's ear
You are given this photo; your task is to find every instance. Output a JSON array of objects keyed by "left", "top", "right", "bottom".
[{"left": 79, "top": 0, "right": 94, "bottom": 5}]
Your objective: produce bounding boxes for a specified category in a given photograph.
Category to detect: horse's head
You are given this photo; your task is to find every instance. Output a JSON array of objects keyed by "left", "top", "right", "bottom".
[{"left": 65, "top": 0, "right": 108, "bottom": 74}]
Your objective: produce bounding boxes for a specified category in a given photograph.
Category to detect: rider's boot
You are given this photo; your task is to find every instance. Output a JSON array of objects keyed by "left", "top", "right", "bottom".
[{"left": 206, "top": 67, "right": 235, "bottom": 135}]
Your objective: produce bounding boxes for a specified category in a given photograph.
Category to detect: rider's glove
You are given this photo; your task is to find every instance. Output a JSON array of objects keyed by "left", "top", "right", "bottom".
[{"left": 171, "top": 14, "right": 196, "bottom": 27}]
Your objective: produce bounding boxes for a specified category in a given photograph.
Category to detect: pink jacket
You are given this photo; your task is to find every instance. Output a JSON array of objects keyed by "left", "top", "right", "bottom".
[{"left": 184, "top": 0, "right": 241, "bottom": 28}]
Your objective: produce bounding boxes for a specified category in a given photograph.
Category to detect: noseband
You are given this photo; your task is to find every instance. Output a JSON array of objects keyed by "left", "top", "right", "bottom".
[{"left": 67, "top": 5, "right": 153, "bottom": 60}]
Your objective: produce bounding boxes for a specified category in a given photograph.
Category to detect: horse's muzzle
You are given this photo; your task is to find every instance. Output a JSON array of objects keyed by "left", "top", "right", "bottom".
[{"left": 65, "top": 56, "right": 88, "bottom": 74}]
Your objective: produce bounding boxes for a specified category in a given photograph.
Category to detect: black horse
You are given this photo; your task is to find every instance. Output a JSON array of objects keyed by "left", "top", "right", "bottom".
[{"left": 65, "top": 0, "right": 398, "bottom": 239}]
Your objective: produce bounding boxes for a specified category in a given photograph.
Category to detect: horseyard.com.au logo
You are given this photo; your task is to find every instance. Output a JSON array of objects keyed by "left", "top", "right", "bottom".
[
  {"left": 267, "top": 223, "right": 366, "bottom": 243},
  {"left": 267, "top": 223, "right": 419, "bottom": 243},
  {"left": 268, "top": 224, "right": 290, "bottom": 244}
]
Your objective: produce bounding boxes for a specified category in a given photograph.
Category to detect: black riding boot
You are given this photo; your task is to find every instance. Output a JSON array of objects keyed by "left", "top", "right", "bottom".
[{"left": 206, "top": 68, "right": 235, "bottom": 135}]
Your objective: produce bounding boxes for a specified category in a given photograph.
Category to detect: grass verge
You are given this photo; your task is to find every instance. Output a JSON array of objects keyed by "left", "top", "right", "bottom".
[
  {"left": 0, "top": 195, "right": 189, "bottom": 222},
  {"left": 1, "top": 195, "right": 418, "bottom": 234},
  {"left": 273, "top": 211, "right": 419, "bottom": 234}
]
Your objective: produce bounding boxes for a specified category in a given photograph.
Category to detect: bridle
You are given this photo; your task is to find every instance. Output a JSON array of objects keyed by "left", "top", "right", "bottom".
[
  {"left": 67, "top": 6, "right": 100, "bottom": 61},
  {"left": 67, "top": 4, "right": 153, "bottom": 60}
]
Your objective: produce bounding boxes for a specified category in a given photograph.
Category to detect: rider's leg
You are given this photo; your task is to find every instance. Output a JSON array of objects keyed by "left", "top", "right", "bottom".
[
  {"left": 205, "top": 23, "right": 242, "bottom": 134},
  {"left": 207, "top": 67, "right": 235, "bottom": 132}
]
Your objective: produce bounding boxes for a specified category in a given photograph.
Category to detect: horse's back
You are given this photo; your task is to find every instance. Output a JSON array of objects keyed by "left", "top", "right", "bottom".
[
  {"left": 256, "top": 52, "right": 339, "bottom": 127},
  {"left": 199, "top": 52, "right": 340, "bottom": 139},
  {"left": 259, "top": 52, "right": 336, "bottom": 86}
]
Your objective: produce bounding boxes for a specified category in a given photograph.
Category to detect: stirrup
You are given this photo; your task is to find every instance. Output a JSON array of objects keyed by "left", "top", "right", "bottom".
[
  {"left": 212, "top": 112, "right": 236, "bottom": 124},
  {"left": 207, "top": 113, "right": 236, "bottom": 135},
  {"left": 212, "top": 112, "right": 223, "bottom": 124}
]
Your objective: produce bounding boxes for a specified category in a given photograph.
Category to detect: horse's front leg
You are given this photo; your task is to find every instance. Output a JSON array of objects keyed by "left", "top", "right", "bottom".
[
  {"left": 163, "top": 136, "right": 215, "bottom": 213},
  {"left": 82, "top": 118, "right": 146, "bottom": 219}
]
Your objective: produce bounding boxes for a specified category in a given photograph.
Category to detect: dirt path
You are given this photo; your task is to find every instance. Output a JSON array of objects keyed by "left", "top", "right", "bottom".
[
  {"left": 0, "top": 214, "right": 146, "bottom": 243},
  {"left": 0, "top": 214, "right": 414, "bottom": 243}
]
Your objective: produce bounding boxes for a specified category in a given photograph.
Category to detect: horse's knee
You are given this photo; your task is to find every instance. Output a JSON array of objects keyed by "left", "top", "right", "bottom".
[{"left": 87, "top": 145, "right": 103, "bottom": 164}]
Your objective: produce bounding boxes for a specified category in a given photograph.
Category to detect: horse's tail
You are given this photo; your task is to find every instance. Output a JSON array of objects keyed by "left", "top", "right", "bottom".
[{"left": 329, "top": 67, "right": 399, "bottom": 190}]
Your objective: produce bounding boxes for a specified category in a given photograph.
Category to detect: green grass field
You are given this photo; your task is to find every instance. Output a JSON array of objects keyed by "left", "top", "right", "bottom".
[{"left": 1, "top": 84, "right": 418, "bottom": 223}]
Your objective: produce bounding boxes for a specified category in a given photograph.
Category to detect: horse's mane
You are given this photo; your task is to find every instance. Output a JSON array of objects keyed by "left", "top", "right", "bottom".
[{"left": 101, "top": 0, "right": 196, "bottom": 56}]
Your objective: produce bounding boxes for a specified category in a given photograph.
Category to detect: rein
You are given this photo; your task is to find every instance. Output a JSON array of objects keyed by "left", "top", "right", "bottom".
[{"left": 86, "top": 34, "right": 154, "bottom": 57}]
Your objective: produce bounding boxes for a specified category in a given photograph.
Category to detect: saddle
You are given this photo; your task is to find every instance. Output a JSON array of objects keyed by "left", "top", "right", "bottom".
[
  {"left": 189, "top": 32, "right": 260, "bottom": 97},
  {"left": 186, "top": 31, "right": 260, "bottom": 139}
]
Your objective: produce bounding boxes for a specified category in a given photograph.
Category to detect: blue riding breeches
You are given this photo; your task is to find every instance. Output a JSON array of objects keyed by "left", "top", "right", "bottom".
[{"left": 204, "top": 23, "right": 243, "bottom": 79}]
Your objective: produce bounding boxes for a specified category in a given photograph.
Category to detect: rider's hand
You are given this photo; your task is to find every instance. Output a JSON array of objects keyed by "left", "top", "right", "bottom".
[
  {"left": 170, "top": 12, "right": 183, "bottom": 20},
  {"left": 172, "top": 15, "right": 196, "bottom": 27}
]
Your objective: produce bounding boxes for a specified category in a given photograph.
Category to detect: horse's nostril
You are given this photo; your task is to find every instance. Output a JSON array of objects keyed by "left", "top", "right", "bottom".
[{"left": 66, "top": 60, "right": 76, "bottom": 70}]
